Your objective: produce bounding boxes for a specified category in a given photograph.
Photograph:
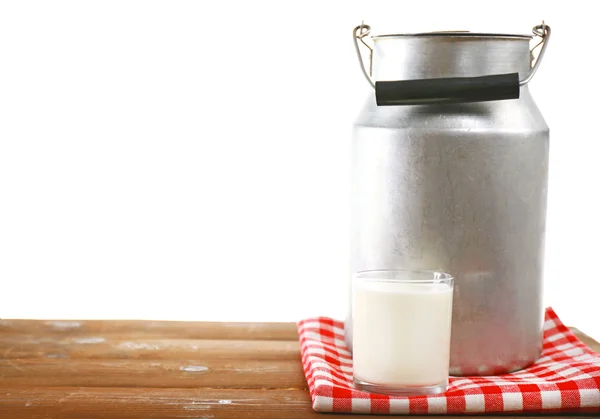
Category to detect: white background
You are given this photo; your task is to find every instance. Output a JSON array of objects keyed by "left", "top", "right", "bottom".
[{"left": 1, "top": 1, "right": 599, "bottom": 341}]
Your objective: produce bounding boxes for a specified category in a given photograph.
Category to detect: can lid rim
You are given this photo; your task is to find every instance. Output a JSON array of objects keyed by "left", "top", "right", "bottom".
[{"left": 372, "top": 32, "right": 532, "bottom": 40}]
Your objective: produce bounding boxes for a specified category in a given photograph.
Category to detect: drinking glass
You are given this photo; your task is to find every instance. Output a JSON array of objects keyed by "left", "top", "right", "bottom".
[{"left": 352, "top": 269, "right": 454, "bottom": 396}]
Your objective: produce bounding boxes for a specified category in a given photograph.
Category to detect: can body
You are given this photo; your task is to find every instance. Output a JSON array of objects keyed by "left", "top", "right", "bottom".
[{"left": 346, "top": 34, "right": 549, "bottom": 375}]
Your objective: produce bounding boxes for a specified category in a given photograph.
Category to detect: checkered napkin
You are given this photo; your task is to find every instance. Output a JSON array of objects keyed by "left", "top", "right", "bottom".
[{"left": 297, "top": 308, "right": 600, "bottom": 414}]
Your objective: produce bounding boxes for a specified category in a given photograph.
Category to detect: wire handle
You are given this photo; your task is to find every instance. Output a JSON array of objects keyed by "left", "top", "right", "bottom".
[
  {"left": 520, "top": 22, "right": 551, "bottom": 86},
  {"left": 352, "top": 23, "right": 374, "bottom": 89}
]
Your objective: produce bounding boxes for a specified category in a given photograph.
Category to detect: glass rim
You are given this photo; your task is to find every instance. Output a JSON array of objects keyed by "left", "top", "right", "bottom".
[{"left": 354, "top": 269, "right": 453, "bottom": 284}]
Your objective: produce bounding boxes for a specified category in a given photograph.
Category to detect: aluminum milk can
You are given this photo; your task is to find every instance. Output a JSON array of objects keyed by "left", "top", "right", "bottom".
[{"left": 346, "top": 23, "right": 551, "bottom": 376}]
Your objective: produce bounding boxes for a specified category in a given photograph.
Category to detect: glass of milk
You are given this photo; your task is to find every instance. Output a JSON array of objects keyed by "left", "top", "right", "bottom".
[{"left": 352, "top": 269, "right": 454, "bottom": 396}]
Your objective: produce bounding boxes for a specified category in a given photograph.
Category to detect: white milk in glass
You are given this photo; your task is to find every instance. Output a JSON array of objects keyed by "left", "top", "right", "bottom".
[{"left": 352, "top": 278, "right": 453, "bottom": 389}]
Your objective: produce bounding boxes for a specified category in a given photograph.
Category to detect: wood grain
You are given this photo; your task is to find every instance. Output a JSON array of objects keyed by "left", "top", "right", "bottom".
[
  {"left": 0, "top": 337, "right": 300, "bottom": 360},
  {"left": 1, "top": 387, "right": 315, "bottom": 419},
  {"left": 0, "top": 319, "right": 298, "bottom": 341},
  {"left": 0, "top": 318, "right": 597, "bottom": 418},
  {"left": 0, "top": 358, "right": 306, "bottom": 389},
  {"left": 1, "top": 387, "right": 597, "bottom": 419}
]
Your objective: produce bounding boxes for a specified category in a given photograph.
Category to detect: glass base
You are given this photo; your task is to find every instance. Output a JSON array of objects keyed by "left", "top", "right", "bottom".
[{"left": 353, "top": 377, "right": 447, "bottom": 396}]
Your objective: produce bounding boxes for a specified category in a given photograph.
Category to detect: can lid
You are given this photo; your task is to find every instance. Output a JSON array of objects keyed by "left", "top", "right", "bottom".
[
  {"left": 372, "top": 31, "right": 532, "bottom": 40},
  {"left": 353, "top": 22, "right": 550, "bottom": 96}
]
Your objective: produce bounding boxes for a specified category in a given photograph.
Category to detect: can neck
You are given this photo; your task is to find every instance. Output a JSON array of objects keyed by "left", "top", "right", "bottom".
[{"left": 372, "top": 36, "right": 531, "bottom": 81}]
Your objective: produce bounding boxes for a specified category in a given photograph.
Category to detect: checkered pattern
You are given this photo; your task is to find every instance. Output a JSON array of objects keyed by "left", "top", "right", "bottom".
[{"left": 297, "top": 308, "right": 600, "bottom": 414}]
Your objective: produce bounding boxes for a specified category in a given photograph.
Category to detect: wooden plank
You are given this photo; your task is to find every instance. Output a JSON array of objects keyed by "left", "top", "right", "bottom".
[
  {"left": 2, "top": 387, "right": 314, "bottom": 419},
  {"left": 1, "top": 319, "right": 596, "bottom": 352},
  {"left": 0, "top": 387, "right": 597, "bottom": 419},
  {"left": 0, "top": 338, "right": 300, "bottom": 361},
  {"left": 0, "top": 358, "right": 307, "bottom": 389},
  {"left": 0, "top": 319, "right": 298, "bottom": 341},
  {"left": 1, "top": 331, "right": 594, "bottom": 361}
]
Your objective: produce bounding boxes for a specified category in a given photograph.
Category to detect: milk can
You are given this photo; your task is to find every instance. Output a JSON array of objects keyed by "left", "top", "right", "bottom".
[{"left": 346, "top": 22, "right": 551, "bottom": 376}]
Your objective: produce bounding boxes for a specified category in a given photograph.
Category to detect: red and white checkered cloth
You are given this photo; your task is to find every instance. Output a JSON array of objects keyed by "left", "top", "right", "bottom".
[{"left": 297, "top": 308, "right": 600, "bottom": 414}]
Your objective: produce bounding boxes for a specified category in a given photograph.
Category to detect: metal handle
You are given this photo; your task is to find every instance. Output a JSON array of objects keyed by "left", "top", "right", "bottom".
[
  {"left": 353, "top": 22, "right": 551, "bottom": 104},
  {"left": 352, "top": 23, "right": 375, "bottom": 89},
  {"left": 520, "top": 22, "right": 551, "bottom": 86}
]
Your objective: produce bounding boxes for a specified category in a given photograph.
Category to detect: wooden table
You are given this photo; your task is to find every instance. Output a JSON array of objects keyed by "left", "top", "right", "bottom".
[{"left": 0, "top": 319, "right": 598, "bottom": 418}]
